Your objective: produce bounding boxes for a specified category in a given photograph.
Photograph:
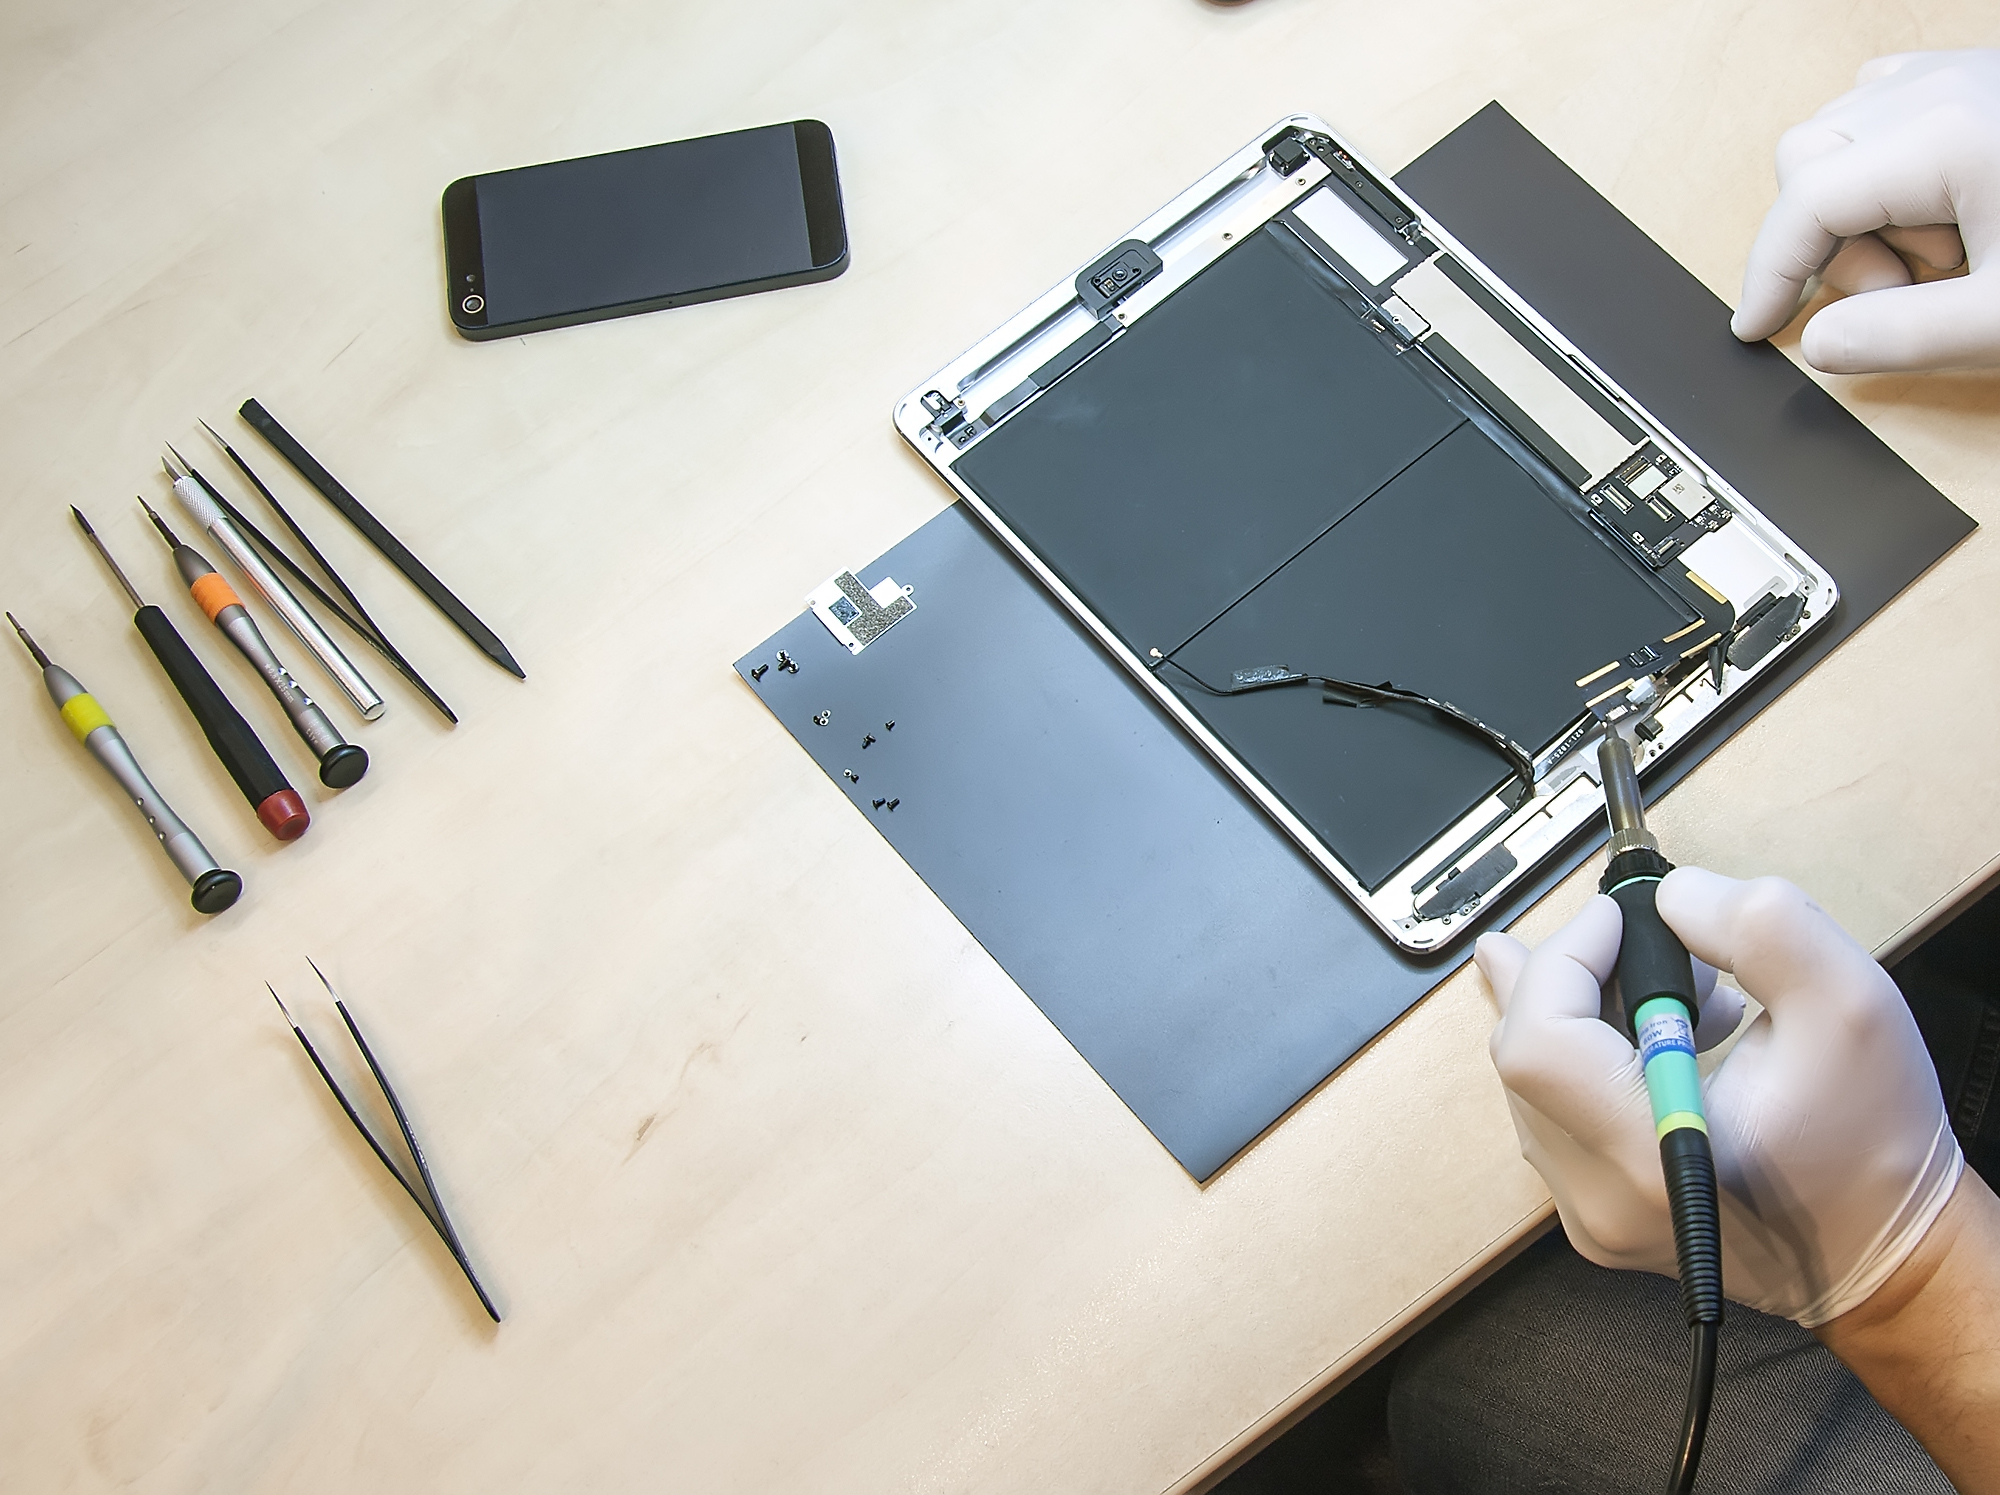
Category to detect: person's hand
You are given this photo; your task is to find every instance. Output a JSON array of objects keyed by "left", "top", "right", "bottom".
[
  {"left": 1481, "top": 869, "right": 1963, "bottom": 1326},
  {"left": 1732, "top": 49, "right": 2000, "bottom": 371}
]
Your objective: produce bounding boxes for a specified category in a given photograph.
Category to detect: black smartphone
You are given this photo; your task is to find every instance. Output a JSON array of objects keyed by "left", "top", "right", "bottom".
[{"left": 442, "top": 120, "right": 847, "bottom": 340}]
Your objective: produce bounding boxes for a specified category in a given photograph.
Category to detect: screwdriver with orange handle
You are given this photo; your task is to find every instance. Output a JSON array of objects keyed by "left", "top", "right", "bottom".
[
  {"left": 73, "top": 506, "right": 309, "bottom": 840},
  {"left": 137, "top": 497, "right": 368, "bottom": 789}
]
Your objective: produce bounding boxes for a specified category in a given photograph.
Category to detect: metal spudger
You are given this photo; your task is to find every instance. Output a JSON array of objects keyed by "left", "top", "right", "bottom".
[
  {"left": 269, "top": 967, "right": 500, "bottom": 1322},
  {"left": 239, "top": 399, "right": 525, "bottom": 679},
  {"left": 196, "top": 421, "right": 457, "bottom": 725},
  {"left": 7, "top": 611, "right": 242, "bottom": 913},
  {"left": 164, "top": 446, "right": 385, "bottom": 720},
  {"left": 72, "top": 506, "right": 307, "bottom": 840}
]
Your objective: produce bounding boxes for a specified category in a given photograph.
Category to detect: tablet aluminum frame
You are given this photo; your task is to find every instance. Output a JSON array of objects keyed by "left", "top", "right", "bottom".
[{"left": 894, "top": 113, "right": 1835, "bottom": 952}]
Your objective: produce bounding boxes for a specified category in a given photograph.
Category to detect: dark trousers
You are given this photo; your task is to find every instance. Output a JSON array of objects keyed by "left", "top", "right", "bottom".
[
  {"left": 1379, "top": 889, "right": 2000, "bottom": 1494},
  {"left": 1385, "top": 1231, "right": 1952, "bottom": 1492}
]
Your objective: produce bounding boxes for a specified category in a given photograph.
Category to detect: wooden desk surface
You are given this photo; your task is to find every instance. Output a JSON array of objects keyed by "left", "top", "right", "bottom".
[{"left": 4, "top": 2, "right": 1997, "bottom": 1490}]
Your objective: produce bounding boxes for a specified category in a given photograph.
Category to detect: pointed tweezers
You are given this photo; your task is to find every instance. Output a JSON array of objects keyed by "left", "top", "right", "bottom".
[{"left": 270, "top": 962, "right": 499, "bottom": 1320}]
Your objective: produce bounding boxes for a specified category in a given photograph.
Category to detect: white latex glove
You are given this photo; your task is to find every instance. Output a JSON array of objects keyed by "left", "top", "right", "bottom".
[
  {"left": 1482, "top": 869, "right": 1963, "bottom": 1326},
  {"left": 1732, "top": 49, "right": 2000, "bottom": 371}
]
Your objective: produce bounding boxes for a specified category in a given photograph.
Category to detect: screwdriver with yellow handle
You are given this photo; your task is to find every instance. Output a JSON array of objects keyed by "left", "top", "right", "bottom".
[{"left": 8, "top": 611, "right": 242, "bottom": 914}]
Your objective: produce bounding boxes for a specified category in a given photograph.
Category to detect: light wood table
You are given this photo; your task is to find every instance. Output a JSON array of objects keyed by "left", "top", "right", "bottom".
[{"left": 4, "top": 2, "right": 1997, "bottom": 1490}]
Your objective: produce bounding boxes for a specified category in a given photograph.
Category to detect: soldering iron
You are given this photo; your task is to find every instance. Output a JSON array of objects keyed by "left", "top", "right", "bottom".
[{"left": 1597, "top": 727, "right": 1724, "bottom": 1493}]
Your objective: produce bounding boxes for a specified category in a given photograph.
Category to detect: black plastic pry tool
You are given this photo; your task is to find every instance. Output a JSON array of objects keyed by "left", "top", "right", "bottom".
[
  {"left": 197, "top": 420, "right": 457, "bottom": 724},
  {"left": 239, "top": 400, "right": 524, "bottom": 679}
]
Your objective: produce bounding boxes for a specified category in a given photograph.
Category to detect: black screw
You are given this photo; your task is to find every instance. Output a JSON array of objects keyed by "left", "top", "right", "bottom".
[
  {"left": 776, "top": 650, "right": 798, "bottom": 674},
  {"left": 812, "top": 711, "right": 830, "bottom": 726},
  {"left": 872, "top": 798, "right": 886, "bottom": 809},
  {"left": 843, "top": 769, "right": 859, "bottom": 783},
  {"left": 749, "top": 664, "right": 768, "bottom": 682},
  {"left": 884, "top": 720, "right": 895, "bottom": 731},
  {"left": 861, "top": 734, "right": 876, "bottom": 749},
  {"left": 886, "top": 798, "right": 899, "bottom": 811}
]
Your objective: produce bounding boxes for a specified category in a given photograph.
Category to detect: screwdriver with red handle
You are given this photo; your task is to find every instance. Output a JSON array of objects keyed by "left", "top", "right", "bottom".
[{"left": 72, "top": 507, "right": 309, "bottom": 840}]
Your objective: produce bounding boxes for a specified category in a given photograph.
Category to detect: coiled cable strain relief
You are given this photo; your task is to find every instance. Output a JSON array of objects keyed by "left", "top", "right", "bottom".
[{"left": 1661, "top": 1126, "right": 1724, "bottom": 1326}]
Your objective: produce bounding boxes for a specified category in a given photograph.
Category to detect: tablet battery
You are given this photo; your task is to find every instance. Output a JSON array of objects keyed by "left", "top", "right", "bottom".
[{"left": 955, "top": 224, "right": 1692, "bottom": 889}]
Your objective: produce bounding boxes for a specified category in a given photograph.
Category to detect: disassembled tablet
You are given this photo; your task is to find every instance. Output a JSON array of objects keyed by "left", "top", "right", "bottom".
[{"left": 893, "top": 114, "right": 1834, "bottom": 952}]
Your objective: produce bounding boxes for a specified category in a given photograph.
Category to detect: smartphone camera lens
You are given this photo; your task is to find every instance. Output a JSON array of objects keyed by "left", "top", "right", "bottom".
[{"left": 461, "top": 293, "right": 485, "bottom": 315}]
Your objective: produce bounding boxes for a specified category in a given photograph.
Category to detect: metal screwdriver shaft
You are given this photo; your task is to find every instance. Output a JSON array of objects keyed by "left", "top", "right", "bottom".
[
  {"left": 137, "top": 497, "right": 368, "bottom": 789},
  {"left": 7, "top": 611, "right": 241, "bottom": 913},
  {"left": 73, "top": 507, "right": 308, "bottom": 840}
]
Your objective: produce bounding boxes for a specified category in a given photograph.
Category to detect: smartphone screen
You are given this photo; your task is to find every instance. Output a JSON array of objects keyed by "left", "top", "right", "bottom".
[{"left": 443, "top": 120, "right": 846, "bottom": 339}]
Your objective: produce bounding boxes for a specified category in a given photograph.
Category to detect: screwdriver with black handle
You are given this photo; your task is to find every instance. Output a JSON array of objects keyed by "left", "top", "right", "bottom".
[
  {"left": 8, "top": 611, "right": 242, "bottom": 913},
  {"left": 73, "top": 507, "right": 308, "bottom": 840},
  {"left": 137, "top": 497, "right": 368, "bottom": 789}
]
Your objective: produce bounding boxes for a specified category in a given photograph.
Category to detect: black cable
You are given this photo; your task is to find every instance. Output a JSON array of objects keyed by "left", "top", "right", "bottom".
[
  {"left": 1148, "top": 652, "right": 1538, "bottom": 786},
  {"left": 1661, "top": 1126, "right": 1724, "bottom": 1492},
  {"left": 1673, "top": 1322, "right": 1719, "bottom": 1493},
  {"left": 1596, "top": 745, "right": 1725, "bottom": 1495}
]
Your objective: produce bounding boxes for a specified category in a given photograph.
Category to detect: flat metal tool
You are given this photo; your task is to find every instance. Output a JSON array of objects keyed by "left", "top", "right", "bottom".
[{"left": 270, "top": 960, "right": 499, "bottom": 1322}]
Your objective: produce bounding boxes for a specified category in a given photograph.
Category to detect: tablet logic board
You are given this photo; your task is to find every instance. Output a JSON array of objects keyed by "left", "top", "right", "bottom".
[{"left": 893, "top": 114, "right": 1835, "bottom": 952}]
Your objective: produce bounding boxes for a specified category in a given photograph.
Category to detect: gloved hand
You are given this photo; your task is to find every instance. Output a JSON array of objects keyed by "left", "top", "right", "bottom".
[
  {"left": 1732, "top": 49, "right": 2000, "bottom": 371},
  {"left": 1481, "top": 868, "right": 1963, "bottom": 1326}
]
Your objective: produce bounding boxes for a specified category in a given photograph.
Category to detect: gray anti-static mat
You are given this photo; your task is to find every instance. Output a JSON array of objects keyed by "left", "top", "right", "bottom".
[{"left": 736, "top": 103, "right": 1975, "bottom": 1181}]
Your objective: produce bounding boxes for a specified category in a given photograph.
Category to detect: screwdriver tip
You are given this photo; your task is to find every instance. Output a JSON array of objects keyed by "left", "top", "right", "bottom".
[
  {"left": 7, "top": 612, "right": 51, "bottom": 668},
  {"left": 74, "top": 509, "right": 144, "bottom": 607},
  {"left": 136, "top": 495, "right": 180, "bottom": 547},
  {"left": 198, "top": 418, "right": 230, "bottom": 451}
]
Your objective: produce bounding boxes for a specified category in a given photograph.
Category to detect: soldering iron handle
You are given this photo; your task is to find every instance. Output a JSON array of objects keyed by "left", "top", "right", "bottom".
[
  {"left": 1592, "top": 738, "right": 1722, "bottom": 1492},
  {"left": 132, "top": 606, "right": 307, "bottom": 840},
  {"left": 1603, "top": 850, "right": 1701, "bottom": 1035},
  {"left": 1600, "top": 847, "right": 1724, "bottom": 1318}
]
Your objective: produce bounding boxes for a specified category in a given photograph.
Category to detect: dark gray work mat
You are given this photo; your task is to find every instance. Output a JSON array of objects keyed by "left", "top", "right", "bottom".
[{"left": 736, "top": 104, "right": 1974, "bottom": 1182}]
